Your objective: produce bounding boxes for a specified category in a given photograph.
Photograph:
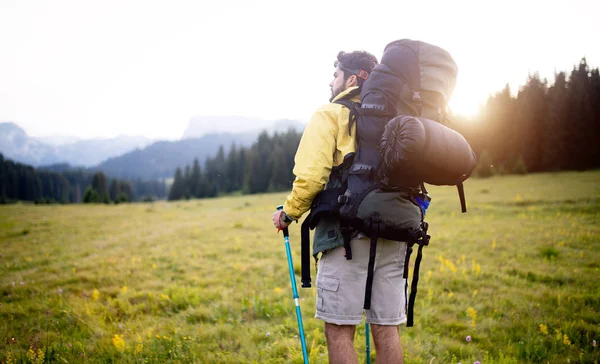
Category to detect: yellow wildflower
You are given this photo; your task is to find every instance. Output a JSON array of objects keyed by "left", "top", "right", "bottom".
[
  {"left": 472, "top": 290, "right": 478, "bottom": 298},
  {"left": 466, "top": 307, "right": 477, "bottom": 327},
  {"left": 112, "top": 334, "right": 126, "bottom": 352},
  {"left": 273, "top": 287, "right": 282, "bottom": 294},
  {"left": 152, "top": 263, "right": 157, "bottom": 269},
  {"left": 555, "top": 329, "right": 562, "bottom": 341},
  {"left": 121, "top": 286, "right": 127, "bottom": 294},
  {"left": 563, "top": 334, "right": 571, "bottom": 345},
  {"left": 444, "top": 259, "right": 457, "bottom": 273},
  {"left": 26, "top": 347, "right": 44, "bottom": 364},
  {"left": 135, "top": 334, "right": 143, "bottom": 354},
  {"left": 539, "top": 324, "right": 548, "bottom": 335},
  {"left": 92, "top": 289, "right": 100, "bottom": 301}
]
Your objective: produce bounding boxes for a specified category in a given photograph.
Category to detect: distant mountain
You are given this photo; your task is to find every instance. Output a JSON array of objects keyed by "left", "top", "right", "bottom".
[
  {"left": 53, "top": 135, "right": 154, "bottom": 167},
  {"left": 2, "top": 117, "right": 305, "bottom": 181},
  {"left": 0, "top": 122, "right": 154, "bottom": 167},
  {"left": 182, "top": 116, "right": 304, "bottom": 139},
  {"left": 35, "top": 134, "right": 81, "bottom": 146},
  {"left": 0, "top": 122, "right": 62, "bottom": 166},
  {"left": 95, "top": 132, "right": 259, "bottom": 180}
]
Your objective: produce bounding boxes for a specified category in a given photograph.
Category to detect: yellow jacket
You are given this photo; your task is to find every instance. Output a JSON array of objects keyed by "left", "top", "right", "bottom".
[{"left": 283, "top": 87, "right": 360, "bottom": 220}]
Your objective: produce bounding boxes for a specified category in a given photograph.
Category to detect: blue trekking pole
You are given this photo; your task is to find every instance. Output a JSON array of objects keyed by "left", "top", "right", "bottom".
[
  {"left": 276, "top": 205, "right": 309, "bottom": 364},
  {"left": 365, "top": 322, "right": 371, "bottom": 364}
]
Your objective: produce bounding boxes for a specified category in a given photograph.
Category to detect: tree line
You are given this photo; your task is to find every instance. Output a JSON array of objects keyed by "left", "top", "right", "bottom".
[
  {"left": 456, "top": 58, "right": 599, "bottom": 176},
  {"left": 169, "top": 58, "right": 599, "bottom": 200},
  {"left": 0, "top": 154, "right": 167, "bottom": 204},
  {"left": 168, "top": 130, "right": 299, "bottom": 200}
]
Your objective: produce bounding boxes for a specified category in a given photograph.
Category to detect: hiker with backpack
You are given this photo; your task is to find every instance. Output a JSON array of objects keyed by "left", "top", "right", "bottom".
[{"left": 272, "top": 40, "right": 476, "bottom": 363}]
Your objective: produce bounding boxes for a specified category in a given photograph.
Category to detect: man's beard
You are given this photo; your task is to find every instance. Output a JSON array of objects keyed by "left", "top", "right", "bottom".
[{"left": 329, "top": 85, "right": 344, "bottom": 102}]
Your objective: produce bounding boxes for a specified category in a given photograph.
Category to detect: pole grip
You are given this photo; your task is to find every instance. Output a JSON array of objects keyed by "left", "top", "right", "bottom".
[{"left": 276, "top": 205, "right": 289, "bottom": 237}]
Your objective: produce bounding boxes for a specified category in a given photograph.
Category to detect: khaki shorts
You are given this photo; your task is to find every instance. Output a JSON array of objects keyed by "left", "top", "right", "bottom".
[{"left": 315, "top": 237, "right": 408, "bottom": 326}]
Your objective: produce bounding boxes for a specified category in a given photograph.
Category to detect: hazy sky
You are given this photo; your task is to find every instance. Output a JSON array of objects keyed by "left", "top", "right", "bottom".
[{"left": 1, "top": 0, "right": 598, "bottom": 140}]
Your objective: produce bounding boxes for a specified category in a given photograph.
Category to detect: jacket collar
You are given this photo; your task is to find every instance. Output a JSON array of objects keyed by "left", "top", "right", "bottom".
[{"left": 331, "top": 86, "right": 360, "bottom": 103}]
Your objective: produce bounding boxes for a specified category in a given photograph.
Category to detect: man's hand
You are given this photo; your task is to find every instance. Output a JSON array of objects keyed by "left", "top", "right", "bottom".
[{"left": 272, "top": 210, "right": 293, "bottom": 231}]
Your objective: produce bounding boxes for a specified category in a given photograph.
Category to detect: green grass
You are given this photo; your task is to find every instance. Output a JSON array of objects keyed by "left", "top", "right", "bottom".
[{"left": 1, "top": 171, "right": 599, "bottom": 363}]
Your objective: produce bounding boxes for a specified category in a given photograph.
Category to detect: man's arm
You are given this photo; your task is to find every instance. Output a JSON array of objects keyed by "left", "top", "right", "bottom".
[{"left": 283, "top": 107, "right": 338, "bottom": 220}]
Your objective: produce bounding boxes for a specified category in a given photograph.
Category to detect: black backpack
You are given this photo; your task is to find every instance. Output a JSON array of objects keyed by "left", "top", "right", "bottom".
[{"left": 301, "top": 39, "right": 477, "bottom": 327}]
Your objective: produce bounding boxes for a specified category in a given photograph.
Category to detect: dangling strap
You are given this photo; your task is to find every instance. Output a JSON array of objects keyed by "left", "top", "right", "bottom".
[
  {"left": 300, "top": 217, "right": 312, "bottom": 288},
  {"left": 340, "top": 220, "right": 353, "bottom": 260},
  {"left": 406, "top": 240, "right": 424, "bottom": 327},
  {"left": 403, "top": 243, "right": 413, "bottom": 315},
  {"left": 363, "top": 234, "right": 378, "bottom": 310},
  {"left": 457, "top": 182, "right": 467, "bottom": 213},
  {"left": 406, "top": 224, "right": 430, "bottom": 327},
  {"left": 363, "top": 216, "right": 380, "bottom": 310}
]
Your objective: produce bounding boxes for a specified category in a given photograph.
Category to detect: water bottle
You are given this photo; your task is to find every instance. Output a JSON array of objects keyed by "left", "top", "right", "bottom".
[{"left": 415, "top": 193, "right": 431, "bottom": 216}]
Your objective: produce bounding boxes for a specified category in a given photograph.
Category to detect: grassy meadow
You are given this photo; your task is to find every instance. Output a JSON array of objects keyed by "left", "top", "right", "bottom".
[{"left": 1, "top": 171, "right": 599, "bottom": 363}]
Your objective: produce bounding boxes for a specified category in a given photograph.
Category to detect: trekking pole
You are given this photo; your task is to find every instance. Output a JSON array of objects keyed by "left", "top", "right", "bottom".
[
  {"left": 365, "top": 322, "right": 371, "bottom": 364},
  {"left": 276, "top": 205, "right": 309, "bottom": 364}
]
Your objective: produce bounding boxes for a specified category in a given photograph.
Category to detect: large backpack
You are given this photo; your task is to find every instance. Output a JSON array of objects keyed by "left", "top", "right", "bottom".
[{"left": 300, "top": 39, "right": 477, "bottom": 327}]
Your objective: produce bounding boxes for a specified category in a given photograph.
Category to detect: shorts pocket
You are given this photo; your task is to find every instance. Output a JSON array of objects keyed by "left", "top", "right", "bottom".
[{"left": 316, "top": 274, "right": 340, "bottom": 312}]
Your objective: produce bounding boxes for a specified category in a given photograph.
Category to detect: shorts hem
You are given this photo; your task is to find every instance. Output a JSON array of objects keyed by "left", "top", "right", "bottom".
[
  {"left": 315, "top": 312, "right": 363, "bottom": 326},
  {"left": 367, "top": 316, "right": 407, "bottom": 326}
]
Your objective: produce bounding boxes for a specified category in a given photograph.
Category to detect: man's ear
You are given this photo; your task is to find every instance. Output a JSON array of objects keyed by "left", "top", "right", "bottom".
[{"left": 346, "top": 75, "right": 358, "bottom": 88}]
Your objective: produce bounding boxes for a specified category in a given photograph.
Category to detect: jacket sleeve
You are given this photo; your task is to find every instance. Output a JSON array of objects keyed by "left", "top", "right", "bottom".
[{"left": 283, "top": 107, "right": 337, "bottom": 220}]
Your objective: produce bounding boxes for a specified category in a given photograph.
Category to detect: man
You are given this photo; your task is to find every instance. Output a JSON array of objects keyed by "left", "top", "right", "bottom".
[{"left": 272, "top": 50, "right": 407, "bottom": 364}]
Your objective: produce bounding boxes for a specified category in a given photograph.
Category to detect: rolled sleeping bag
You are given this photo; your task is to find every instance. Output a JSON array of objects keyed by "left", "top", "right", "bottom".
[{"left": 380, "top": 115, "right": 477, "bottom": 186}]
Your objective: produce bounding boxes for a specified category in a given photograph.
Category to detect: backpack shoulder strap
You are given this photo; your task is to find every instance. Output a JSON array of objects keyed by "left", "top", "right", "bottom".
[
  {"left": 334, "top": 99, "right": 360, "bottom": 136},
  {"left": 333, "top": 87, "right": 361, "bottom": 136}
]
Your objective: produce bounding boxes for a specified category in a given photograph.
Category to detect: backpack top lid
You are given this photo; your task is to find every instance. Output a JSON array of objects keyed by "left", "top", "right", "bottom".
[
  {"left": 384, "top": 39, "right": 458, "bottom": 104},
  {"left": 360, "top": 39, "right": 458, "bottom": 119}
]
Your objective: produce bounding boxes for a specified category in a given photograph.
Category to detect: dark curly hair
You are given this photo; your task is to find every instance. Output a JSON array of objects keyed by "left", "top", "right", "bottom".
[{"left": 334, "top": 51, "right": 379, "bottom": 87}]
